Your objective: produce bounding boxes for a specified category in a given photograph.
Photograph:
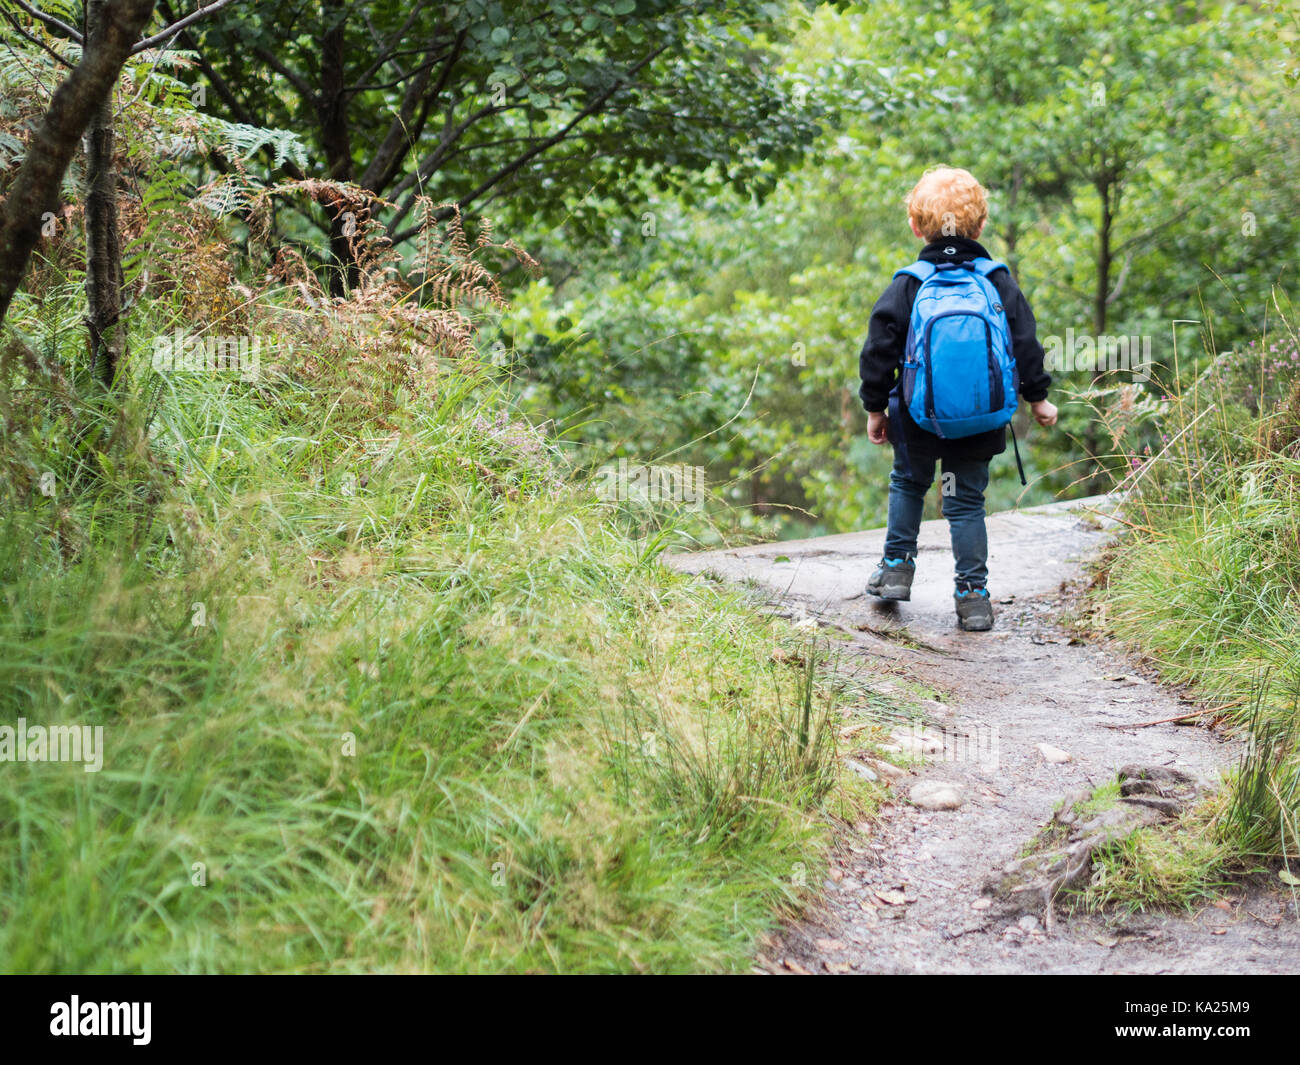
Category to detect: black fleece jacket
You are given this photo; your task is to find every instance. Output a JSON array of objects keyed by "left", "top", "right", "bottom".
[{"left": 858, "top": 236, "right": 1051, "bottom": 462}]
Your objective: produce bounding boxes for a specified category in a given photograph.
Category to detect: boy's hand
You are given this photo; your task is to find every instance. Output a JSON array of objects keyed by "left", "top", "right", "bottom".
[
  {"left": 1030, "top": 399, "right": 1058, "bottom": 428},
  {"left": 867, "top": 410, "right": 889, "bottom": 445}
]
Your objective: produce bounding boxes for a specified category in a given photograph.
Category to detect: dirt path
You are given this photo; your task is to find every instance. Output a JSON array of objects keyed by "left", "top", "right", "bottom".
[{"left": 668, "top": 497, "right": 1300, "bottom": 974}]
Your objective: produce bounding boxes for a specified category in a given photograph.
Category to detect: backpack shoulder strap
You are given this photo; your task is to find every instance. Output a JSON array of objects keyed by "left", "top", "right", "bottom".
[
  {"left": 893, "top": 260, "right": 937, "bottom": 283},
  {"left": 970, "top": 257, "right": 1009, "bottom": 278}
]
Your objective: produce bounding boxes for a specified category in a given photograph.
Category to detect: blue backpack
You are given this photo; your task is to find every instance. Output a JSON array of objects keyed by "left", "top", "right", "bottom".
[{"left": 894, "top": 257, "right": 1018, "bottom": 439}]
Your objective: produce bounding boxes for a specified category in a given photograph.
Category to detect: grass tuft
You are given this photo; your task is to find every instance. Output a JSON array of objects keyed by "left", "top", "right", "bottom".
[{"left": 0, "top": 295, "right": 850, "bottom": 973}]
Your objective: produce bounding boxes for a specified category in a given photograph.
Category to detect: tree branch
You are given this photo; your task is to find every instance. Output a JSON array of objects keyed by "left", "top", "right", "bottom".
[
  {"left": 359, "top": 30, "right": 465, "bottom": 196},
  {"left": 354, "top": 0, "right": 431, "bottom": 85},
  {"left": 131, "top": 0, "right": 239, "bottom": 53},
  {"left": 387, "top": 96, "right": 519, "bottom": 208},
  {"left": 251, "top": 43, "right": 316, "bottom": 102},
  {"left": 11, "top": 0, "right": 82, "bottom": 43},
  {"left": 1105, "top": 251, "right": 1132, "bottom": 306},
  {"left": 1, "top": 11, "right": 75, "bottom": 69},
  {"left": 433, "top": 43, "right": 670, "bottom": 223},
  {"left": 155, "top": 0, "right": 304, "bottom": 179}
]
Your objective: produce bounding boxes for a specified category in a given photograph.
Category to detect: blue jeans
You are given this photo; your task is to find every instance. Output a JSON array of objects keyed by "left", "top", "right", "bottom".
[{"left": 882, "top": 448, "right": 990, "bottom": 591}]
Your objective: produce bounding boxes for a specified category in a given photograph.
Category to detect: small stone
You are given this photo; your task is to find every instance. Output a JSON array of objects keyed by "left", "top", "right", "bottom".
[
  {"left": 890, "top": 728, "right": 946, "bottom": 756},
  {"left": 1036, "top": 743, "right": 1073, "bottom": 764},
  {"left": 909, "top": 781, "right": 965, "bottom": 810},
  {"left": 815, "top": 937, "right": 846, "bottom": 952},
  {"left": 1018, "top": 915, "right": 1041, "bottom": 933},
  {"left": 846, "top": 759, "right": 878, "bottom": 782},
  {"left": 971, "top": 898, "right": 992, "bottom": 911},
  {"left": 864, "top": 757, "right": 907, "bottom": 781}
]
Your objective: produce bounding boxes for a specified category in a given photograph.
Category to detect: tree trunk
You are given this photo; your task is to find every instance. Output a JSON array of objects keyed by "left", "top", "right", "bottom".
[
  {"left": 1083, "top": 168, "right": 1115, "bottom": 490},
  {"left": 84, "top": 5, "right": 127, "bottom": 388},
  {"left": 318, "top": 0, "right": 356, "bottom": 297},
  {"left": 0, "top": 0, "right": 157, "bottom": 328},
  {"left": 1093, "top": 175, "right": 1112, "bottom": 339}
]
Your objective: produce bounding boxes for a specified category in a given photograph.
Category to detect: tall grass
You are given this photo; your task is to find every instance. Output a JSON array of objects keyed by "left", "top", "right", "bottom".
[
  {"left": 0, "top": 290, "right": 845, "bottom": 972},
  {"left": 1096, "top": 300, "right": 1300, "bottom": 896}
]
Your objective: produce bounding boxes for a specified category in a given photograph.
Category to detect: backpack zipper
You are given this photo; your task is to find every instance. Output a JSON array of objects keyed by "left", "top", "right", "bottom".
[{"left": 921, "top": 310, "right": 1006, "bottom": 422}]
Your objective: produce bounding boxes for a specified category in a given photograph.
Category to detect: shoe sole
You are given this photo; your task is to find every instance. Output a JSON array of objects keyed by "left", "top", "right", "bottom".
[
  {"left": 957, "top": 615, "right": 993, "bottom": 631},
  {"left": 867, "top": 586, "right": 911, "bottom": 602}
]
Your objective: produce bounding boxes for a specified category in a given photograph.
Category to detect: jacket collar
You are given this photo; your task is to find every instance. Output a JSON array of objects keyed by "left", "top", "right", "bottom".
[{"left": 917, "top": 235, "right": 991, "bottom": 263}]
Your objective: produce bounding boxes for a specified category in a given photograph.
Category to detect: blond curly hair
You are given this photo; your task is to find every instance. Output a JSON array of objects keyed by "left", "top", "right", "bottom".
[{"left": 906, "top": 166, "right": 988, "bottom": 241}]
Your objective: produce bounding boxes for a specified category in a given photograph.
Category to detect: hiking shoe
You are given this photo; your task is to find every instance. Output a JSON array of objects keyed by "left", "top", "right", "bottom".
[
  {"left": 954, "top": 587, "right": 993, "bottom": 631},
  {"left": 866, "top": 557, "right": 916, "bottom": 601}
]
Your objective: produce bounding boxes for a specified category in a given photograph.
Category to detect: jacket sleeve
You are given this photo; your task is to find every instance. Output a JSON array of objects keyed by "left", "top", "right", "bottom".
[
  {"left": 993, "top": 271, "right": 1051, "bottom": 403},
  {"left": 858, "top": 275, "right": 914, "bottom": 414}
]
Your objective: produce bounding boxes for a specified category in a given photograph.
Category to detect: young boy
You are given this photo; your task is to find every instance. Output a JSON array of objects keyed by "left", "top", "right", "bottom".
[{"left": 858, "top": 166, "right": 1057, "bottom": 631}]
